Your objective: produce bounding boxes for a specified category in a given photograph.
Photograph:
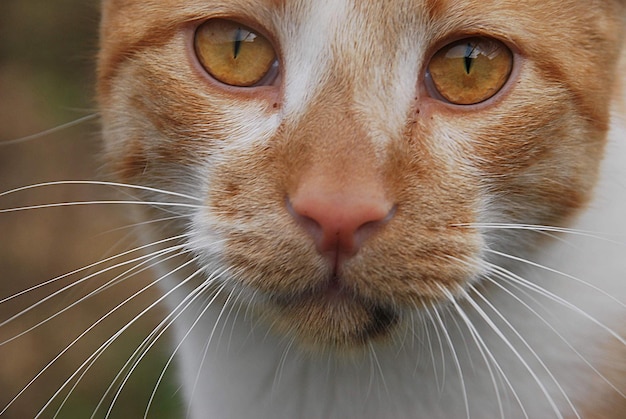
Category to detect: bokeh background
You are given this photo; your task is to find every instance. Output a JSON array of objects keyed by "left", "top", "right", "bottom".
[{"left": 0, "top": 1, "right": 181, "bottom": 417}]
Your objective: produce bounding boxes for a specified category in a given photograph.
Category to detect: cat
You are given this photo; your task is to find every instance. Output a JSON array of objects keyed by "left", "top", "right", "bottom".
[{"left": 2, "top": 0, "right": 626, "bottom": 417}]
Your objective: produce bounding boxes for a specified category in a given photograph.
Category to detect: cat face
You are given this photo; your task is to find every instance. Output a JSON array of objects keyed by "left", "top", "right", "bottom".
[{"left": 97, "top": 0, "right": 625, "bottom": 350}]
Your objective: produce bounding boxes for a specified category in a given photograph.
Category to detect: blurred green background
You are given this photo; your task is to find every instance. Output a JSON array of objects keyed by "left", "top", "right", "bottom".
[{"left": 0, "top": 1, "right": 182, "bottom": 417}]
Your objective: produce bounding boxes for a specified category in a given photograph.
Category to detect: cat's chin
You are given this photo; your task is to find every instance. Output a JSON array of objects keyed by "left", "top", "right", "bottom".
[{"left": 255, "top": 274, "right": 405, "bottom": 352}]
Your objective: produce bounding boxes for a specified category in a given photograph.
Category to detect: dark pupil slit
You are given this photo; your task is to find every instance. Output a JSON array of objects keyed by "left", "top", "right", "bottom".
[
  {"left": 464, "top": 43, "right": 475, "bottom": 74},
  {"left": 233, "top": 27, "right": 243, "bottom": 59}
]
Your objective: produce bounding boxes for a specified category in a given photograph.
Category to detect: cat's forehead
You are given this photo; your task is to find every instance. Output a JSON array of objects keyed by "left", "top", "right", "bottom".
[
  {"left": 100, "top": 0, "right": 622, "bottom": 54},
  {"left": 101, "top": 0, "right": 622, "bottom": 62},
  {"left": 99, "top": 0, "right": 623, "bottom": 128}
]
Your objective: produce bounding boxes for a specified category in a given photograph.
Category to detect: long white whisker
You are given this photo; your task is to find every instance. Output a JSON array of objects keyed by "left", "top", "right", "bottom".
[
  {"left": 5, "top": 242, "right": 189, "bottom": 353},
  {"left": 2, "top": 248, "right": 194, "bottom": 417},
  {"left": 443, "top": 288, "right": 525, "bottom": 419},
  {"left": 224, "top": 287, "right": 250, "bottom": 353},
  {"left": 459, "top": 285, "right": 575, "bottom": 419},
  {"left": 133, "top": 268, "right": 231, "bottom": 418},
  {"left": 273, "top": 335, "right": 296, "bottom": 394},
  {"left": 105, "top": 269, "right": 230, "bottom": 419},
  {"left": 416, "top": 309, "right": 441, "bottom": 391},
  {"left": 395, "top": 310, "right": 411, "bottom": 354},
  {"left": 94, "top": 262, "right": 208, "bottom": 418},
  {"left": 145, "top": 279, "right": 233, "bottom": 419},
  {"left": 51, "top": 248, "right": 200, "bottom": 418},
  {"left": 444, "top": 305, "right": 476, "bottom": 371},
  {"left": 0, "top": 114, "right": 99, "bottom": 146},
  {"left": 431, "top": 304, "right": 470, "bottom": 419},
  {"left": 0, "top": 235, "right": 192, "bottom": 336},
  {"left": 0, "top": 180, "right": 202, "bottom": 202},
  {"left": 488, "top": 262, "right": 625, "bottom": 346},
  {"left": 486, "top": 249, "right": 625, "bottom": 309},
  {"left": 0, "top": 199, "right": 202, "bottom": 214},
  {"left": 423, "top": 305, "right": 447, "bottom": 393},
  {"left": 0, "top": 234, "right": 189, "bottom": 307},
  {"left": 454, "top": 223, "right": 624, "bottom": 243},
  {"left": 368, "top": 341, "right": 389, "bottom": 398},
  {"left": 186, "top": 285, "right": 237, "bottom": 416},
  {"left": 102, "top": 214, "right": 189, "bottom": 235},
  {"left": 483, "top": 271, "right": 625, "bottom": 398},
  {"left": 30, "top": 254, "right": 202, "bottom": 418}
]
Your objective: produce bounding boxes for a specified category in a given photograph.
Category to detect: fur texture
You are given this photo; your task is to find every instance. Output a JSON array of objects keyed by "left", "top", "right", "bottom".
[{"left": 93, "top": 0, "right": 626, "bottom": 417}]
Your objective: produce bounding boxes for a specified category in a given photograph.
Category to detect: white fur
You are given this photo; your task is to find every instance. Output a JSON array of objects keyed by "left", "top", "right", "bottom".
[{"left": 278, "top": 0, "right": 351, "bottom": 119}]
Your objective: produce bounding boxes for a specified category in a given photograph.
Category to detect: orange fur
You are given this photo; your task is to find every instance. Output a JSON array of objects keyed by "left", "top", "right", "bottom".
[{"left": 97, "top": 0, "right": 625, "bottom": 416}]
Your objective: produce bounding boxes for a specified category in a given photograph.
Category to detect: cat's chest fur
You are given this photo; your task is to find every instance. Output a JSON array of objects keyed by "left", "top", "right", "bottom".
[{"left": 97, "top": 0, "right": 625, "bottom": 417}]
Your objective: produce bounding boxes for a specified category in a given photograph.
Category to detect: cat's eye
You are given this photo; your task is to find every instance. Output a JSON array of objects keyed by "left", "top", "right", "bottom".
[
  {"left": 427, "top": 37, "right": 513, "bottom": 105},
  {"left": 194, "top": 19, "right": 277, "bottom": 87}
]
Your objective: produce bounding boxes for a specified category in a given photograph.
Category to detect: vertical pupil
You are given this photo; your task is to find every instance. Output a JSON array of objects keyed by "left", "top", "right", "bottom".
[
  {"left": 463, "top": 43, "right": 475, "bottom": 74},
  {"left": 233, "top": 27, "right": 243, "bottom": 59}
]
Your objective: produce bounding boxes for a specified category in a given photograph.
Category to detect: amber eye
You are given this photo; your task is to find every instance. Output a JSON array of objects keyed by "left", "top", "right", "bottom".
[
  {"left": 194, "top": 19, "right": 277, "bottom": 87},
  {"left": 427, "top": 37, "right": 513, "bottom": 105}
]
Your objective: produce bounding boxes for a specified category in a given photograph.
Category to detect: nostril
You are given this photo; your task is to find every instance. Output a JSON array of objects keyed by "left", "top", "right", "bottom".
[
  {"left": 354, "top": 205, "right": 396, "bottom": 246},
  {"left": 288, "top": 206, "right": 324, "bottom": 245}
]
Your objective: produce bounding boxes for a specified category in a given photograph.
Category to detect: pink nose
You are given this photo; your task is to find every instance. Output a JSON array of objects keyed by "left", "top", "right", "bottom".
[{"left": 288, "top": 187, "right": 394, "bottom": 260}]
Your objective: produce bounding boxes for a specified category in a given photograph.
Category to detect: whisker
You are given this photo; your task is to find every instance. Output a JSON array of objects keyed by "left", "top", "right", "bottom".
[
  {"left": 105, "top": 270, "right": 230, "bottom": 419},
  {"left": 423, "top": 305, "right": 447, "bottom": 393},
  {"left": 395, "top": 309, "right": 412, "bottom": 355},
  {"left": 224, "top": 287, "right": 250, "bottom": 353},
  {"left": 482, "top": 272, "right": 625, "bottom": 398},
  {"left": 0, "top": 114, "right": 99, "bottom": 146},
  {"left": 487, "top": 262, "right": 625, "bottom": 346},
  {"left": 32, "top": 254, "right": 202, "bottom": 418},
  {"left": 0, "top": 199, "right": 203, "bottom": 214},
  {"left": 0, "top": 234, "right": 192, "bottom": 331},
  {"left": 458, "top": 285, "right": 575, "bottom": 419},
  {"left": 273, "top": 335, "right": 296, "bottom": 394},
  {"left": 51, "top": 248, "right": 201, "bottom": 418},
  {"left": 155, "top": 282, "right": 233, "bottom": 419},
  {"left": 139, "top": 269, "right": 231, "bottom": 419},
  {"left": 486, "top": 249, "right": 625, "bottom": 309},
  {"left": 0, "top": 180, "right": 202, "bottom": 202},
  {"left": 94, "top": 265, "right": 209, "bottom": 419},
  {"left": 444, "top": 305, "right": 476, "bottom": 372},
  {"left": 443, "top": 287, "right": 525, "bottom": 419},
  {"left": 453, "top": 223, "right": 624, "bottom": 243},
  {"left": 430, "top": 303, "right": 470, "bottom": 419},
  {"left": 367, "top": 341, "right": 389, "bottom": 399},
  {"left": 4, "top": 242, "right": 189, "bottom": 352},
  {"left": 102, "top": 214, "right": 190, "bottom": 235},
  {"left": 414, "top": 309, "right": 441, "bottom": 390},
  {"left": 186, "top": 286, "right": 237, "bottom": 413},
  {"left": 2, "top": 248, "right": 196, "bottom": 417}
]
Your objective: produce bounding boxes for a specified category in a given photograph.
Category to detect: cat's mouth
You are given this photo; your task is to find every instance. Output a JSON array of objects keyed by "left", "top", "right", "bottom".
[{"left": 267, "top": 275, "right": 400, "bottom": 349}]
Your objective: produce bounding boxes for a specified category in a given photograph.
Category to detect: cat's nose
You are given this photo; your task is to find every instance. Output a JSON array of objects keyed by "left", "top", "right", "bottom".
[{"left": 287, "top": 185, "right": 395, "bottom": 260}]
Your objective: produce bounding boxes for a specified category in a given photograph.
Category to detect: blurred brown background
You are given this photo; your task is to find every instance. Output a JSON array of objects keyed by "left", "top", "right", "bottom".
[{"left": 0, "top": 1, "right": 181, "bottom": 417}]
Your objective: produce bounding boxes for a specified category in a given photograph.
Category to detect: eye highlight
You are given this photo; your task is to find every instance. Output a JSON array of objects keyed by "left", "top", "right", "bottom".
[
  {"left": 194, "top": 19, "right": 277, "bottom": 87},
  {"left": 427, "top": 37, "right": 513, "bottom": 105}
]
